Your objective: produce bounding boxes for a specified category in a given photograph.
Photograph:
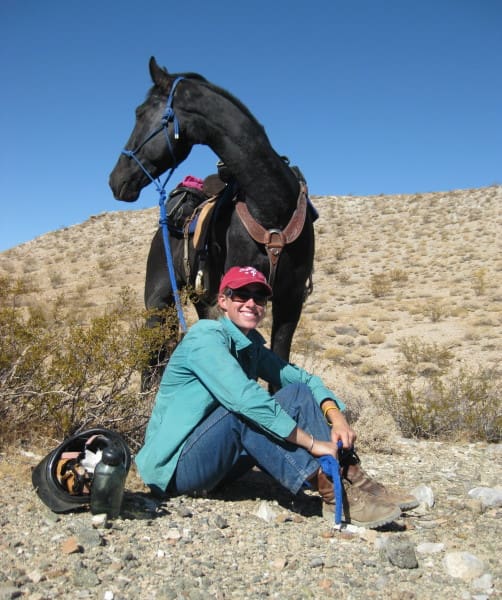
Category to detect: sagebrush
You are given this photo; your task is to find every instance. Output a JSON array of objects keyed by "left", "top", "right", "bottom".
[
  {"left": 0, "top": 276, "right": 178, "bottom": 451},
  {"left": 375, "top": 337, "right": 501, "bottom": 442}
]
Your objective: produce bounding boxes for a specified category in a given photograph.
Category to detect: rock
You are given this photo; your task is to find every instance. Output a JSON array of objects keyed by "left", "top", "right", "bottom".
[
  {"left": 254, "top": 500, "right": 278, "bottom": 523},
  {"left": 27, "top": 570, "right": 44, "bottom": 583},
  {"left": 310, "top": 557, "right": 324, "bottom": 568},
  {"left": 213, "top": 514, "right": 228, "bottom": 529},
  {"left": 443, "top": 552, "right": 486, "bottom": 580},
  {"left": 270, "top": 557, "right": 287, "bottom": 570},
  {"left": 410, "top": 484, "right": 434, "bottom": 508},
  {"left": 71, "top": 563, "right": 100, "bottom": 588},
  {"left": 416, "top": 542, "right": 445, "bottom": 554},
  {"left": 176, "top": 506, "right": 193, "bottom": 518},
  {"left": 464, "top": 498, "right": 484, "bottom": 514},
  {"left": 471, "top": 573, "right": 493, "bottom": 592},
  {"left": 91, "top": 513, "right": 108, "bottom": 529},
  {"left": 61, "top": 536, "right": 82, "bottom": 555},
  {"left": 76, "top": 527, "right": 103, "bottom": 548},
  {"left": 165, "top": 528, "right": 181, "bottom": 540},
  {"left": 381, "top": 536, "right": 419, "bottom": 569},
  {"left": 468, "top": 486, "right": 502, "bottom": 508}
]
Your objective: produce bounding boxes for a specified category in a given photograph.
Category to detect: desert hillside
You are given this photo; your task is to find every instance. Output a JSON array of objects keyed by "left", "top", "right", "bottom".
[
  {"left": 1, "top": 185, "right": 501, "bottom": 436},
  {"left": 1, "top": 185, "right": 501, "bottom": 600}
]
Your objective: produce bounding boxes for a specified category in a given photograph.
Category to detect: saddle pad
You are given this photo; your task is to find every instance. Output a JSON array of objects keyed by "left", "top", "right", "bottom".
[{"left": 193, "top": 197, "right": 218, "bottom": 250}]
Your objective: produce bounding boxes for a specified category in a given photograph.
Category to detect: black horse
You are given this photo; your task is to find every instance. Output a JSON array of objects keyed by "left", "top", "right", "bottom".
[{"left": 109, "top": 57, "right": 315, "bottom": 388}]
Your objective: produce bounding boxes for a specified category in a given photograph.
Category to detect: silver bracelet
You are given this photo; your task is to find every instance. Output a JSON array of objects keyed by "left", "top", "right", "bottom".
[{"left": 308, "top": 434, "right": 315, "bottom": 452}]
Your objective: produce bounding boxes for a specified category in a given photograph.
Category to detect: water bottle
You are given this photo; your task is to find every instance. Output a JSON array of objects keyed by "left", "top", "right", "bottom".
[{"left": 90, "top": 445, "right": 126, "bottom": 518}]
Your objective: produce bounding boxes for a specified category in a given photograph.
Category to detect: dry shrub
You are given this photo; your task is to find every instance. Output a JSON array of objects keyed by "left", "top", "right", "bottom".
[
  {"left": 332, "top": 386, "right": 400, "bottom": 452},
  {"left": 376, "top": 366, "right": 500, "bottom": 442},
  {"left": 0, "top": 276, "right": 178, "bottom": 451},
  {"left": 359, "top": 361, "right": 386, "bottom": 376},
  {"left": 337, "top": 271, "right": 351, "bottom": 284},
  {"left": 98, "top": 257, "right": 115, "bottom": 274},
  {"left": 368, "top": 330, "right": 386, "bottom": 344},
  {"left": 49, "top": 271, "right": 65, "bottom": 288},
  {"left": 370, "top": 273, "right": 391, "bottom": 298},
  {"left": 423, "top": 299, "right": 448, "bottom": 322},
  {"left": 334, "top": 246, "right": 345, "bottom": 260},
  {"left": 323, "top": 347, "right": 346, "bottom": 363},
  {"left": 353, "top": 403, "right": 401, "bottom": 453},
  {"left": 397, "top": 337, "right": 453, "bottom": 376},
  {"left": 389, "top": 268, "right": 409, "bottom": 283},
  {"left": 472, "top": 268, "right": 487, "bottom": 295},
  {"left": 373, "top": 336, "right": 501, "bottom": 442}
]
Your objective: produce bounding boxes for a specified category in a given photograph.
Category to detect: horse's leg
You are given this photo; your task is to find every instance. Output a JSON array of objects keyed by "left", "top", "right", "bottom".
[
  {"left": 142, "top": 228, "right": 186, "bottom": 392},
  {"left": 270, "top": 293, "right": 304, "bottom": 363},
  {"left": 267, "top": 297, "right": 304, "bottom": 394},
  {"left": 270, "top": 222, "right": 315, "bottom": 364}
]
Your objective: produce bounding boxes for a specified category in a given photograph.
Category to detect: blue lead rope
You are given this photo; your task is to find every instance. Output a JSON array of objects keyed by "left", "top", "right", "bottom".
[
  {"left": 319, "top": 440, "right": 344, "bottom": 525},
  {"left": 158, "top": 191, "right": 188, "bottom": 333},
  {"left": 121, "top": 77, "right": 187, "bottom": 333}
]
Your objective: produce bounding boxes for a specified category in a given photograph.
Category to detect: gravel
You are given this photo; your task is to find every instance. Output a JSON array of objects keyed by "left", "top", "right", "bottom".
[{"left": 0, "top": 439, "right": 500, "bottom": 599}]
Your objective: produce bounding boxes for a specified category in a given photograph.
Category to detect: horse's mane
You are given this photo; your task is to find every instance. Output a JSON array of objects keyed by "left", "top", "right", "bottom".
[{"left": 149, "top": 69, "right": 262, "bottom": 128}]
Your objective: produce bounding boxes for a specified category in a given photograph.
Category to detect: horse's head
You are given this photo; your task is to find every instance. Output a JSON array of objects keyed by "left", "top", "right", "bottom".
[{"left": 109, "top": 57, "right": 194, "bottom": 202}]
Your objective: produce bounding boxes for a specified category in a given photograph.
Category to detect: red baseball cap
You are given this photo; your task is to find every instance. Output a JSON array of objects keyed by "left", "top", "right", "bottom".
[{"left": 219, "top": 266, "right": 272, "bottom": 296}]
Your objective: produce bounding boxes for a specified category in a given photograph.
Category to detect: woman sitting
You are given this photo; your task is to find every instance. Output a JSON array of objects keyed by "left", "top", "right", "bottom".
[{"left": 135, "top": 266, "right": 417, "bottom": 528}]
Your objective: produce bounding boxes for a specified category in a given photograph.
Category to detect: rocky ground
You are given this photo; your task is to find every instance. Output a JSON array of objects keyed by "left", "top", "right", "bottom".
[{"left": 0, "top": 438, "right": 500, "bottom": 600}]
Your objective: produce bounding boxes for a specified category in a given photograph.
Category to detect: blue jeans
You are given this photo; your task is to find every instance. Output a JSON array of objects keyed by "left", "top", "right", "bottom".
[{"left": 169, "top": 383, "right": 332, "bottom": 496}]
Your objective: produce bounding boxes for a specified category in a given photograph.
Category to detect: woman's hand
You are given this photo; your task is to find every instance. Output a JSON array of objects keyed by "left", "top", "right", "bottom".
[
  {"left": 308, "top": 439, "right": 340, "bottom": 458},
  {"left": 329, "top": 410, "right": 356, "bottom": 449}
]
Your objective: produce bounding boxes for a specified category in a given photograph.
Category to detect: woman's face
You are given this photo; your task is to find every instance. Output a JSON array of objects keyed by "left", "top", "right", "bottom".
[{"left": 217, "top": 284, "right": 268, "bottom": 334}]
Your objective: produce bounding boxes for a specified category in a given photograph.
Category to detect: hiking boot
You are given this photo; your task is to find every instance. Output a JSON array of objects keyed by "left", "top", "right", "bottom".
[
  {"left": 310, "top": 467, "right": 400, "bottom": 528},
  {"left": 332, "top": 481, "right": 401, "bottom": 528},
  {"left": 340, "top": 448, "right": 419, "bottom": 511},
  {"left": 308, "top": 467, "right": 334, "bottom": 504}
]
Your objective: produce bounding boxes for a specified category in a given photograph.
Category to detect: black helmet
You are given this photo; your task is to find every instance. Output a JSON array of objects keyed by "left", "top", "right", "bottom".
[{"left": 32, "top": 428, "right": 131, "bottom": 513}]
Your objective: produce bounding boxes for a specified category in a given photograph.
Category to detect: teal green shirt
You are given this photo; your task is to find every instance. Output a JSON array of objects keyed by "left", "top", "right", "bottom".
[{"left": 135, "top": 317, "right": 344, "bottom": 491}]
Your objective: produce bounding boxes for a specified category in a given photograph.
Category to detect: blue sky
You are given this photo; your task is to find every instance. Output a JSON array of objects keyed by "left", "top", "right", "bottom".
[{"left": 1, "top": 0, "right": 500, "bottom": 252}]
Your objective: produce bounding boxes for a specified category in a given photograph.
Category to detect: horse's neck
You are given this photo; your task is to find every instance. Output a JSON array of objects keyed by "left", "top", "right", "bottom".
[{"left": 179, "top": 82, "right": 298, "bottom": 227}]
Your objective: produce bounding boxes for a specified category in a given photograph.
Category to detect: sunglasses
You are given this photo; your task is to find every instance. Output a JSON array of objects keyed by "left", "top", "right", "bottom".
[{"left": 225, "top": 288, "right": 269, "bottom": 306}]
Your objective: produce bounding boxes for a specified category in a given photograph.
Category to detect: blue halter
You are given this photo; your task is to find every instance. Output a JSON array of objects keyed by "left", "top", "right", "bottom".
[{"left": 121, "top": 76, "right": 187, "bottom": 332}]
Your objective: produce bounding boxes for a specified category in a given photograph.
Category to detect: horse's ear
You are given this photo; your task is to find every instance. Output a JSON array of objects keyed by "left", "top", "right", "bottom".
[{"left": 149, "top": 56, "right": 170, "bottom": 89}]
